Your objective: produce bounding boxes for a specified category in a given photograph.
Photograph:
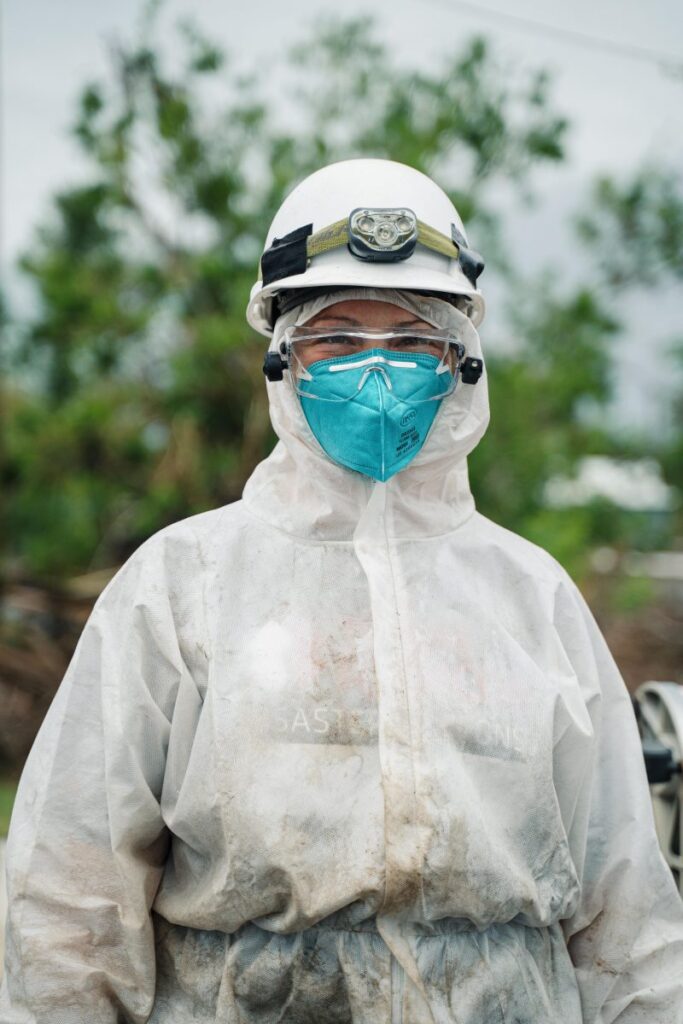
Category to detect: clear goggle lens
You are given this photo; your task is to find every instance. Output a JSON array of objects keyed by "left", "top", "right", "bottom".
[{"left": 282, "top": 326, "right": 467, "bottom": 404}]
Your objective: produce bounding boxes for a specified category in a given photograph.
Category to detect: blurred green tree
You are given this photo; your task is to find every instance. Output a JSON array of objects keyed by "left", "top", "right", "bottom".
[
  {"left": 577, "top": 168, "right": 683, "bottom": 289},
  {"left": 2, "top": 3, "right": 680, "bottom": 586},
  {"left": 576, "top": 167, "right": 683, "bottom": 505}
]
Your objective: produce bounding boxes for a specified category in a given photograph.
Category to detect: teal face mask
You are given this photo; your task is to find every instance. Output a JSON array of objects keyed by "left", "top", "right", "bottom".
[{"left": 297, "top": 349, "right": 454, "bottom": 482}]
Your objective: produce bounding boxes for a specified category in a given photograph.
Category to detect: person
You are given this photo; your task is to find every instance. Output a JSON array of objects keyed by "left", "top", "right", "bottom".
[{"left": 1, "top": 157, "right": 682, "bottom": 1024}]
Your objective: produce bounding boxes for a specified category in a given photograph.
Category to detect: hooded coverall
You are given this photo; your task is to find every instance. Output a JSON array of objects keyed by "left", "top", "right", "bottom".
[{"left": 1, "top": 288, "right": 682, "bottom": 1023}]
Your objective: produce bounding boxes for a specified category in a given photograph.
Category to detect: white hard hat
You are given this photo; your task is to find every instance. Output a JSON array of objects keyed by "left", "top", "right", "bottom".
[{"left": 246, "top": 158, "right": 486, "bottom": 337}]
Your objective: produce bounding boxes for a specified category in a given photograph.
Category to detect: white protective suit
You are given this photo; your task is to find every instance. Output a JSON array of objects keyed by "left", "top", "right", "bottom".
[{"left": 1, "top": 287, "right": 683, "bottom": 1024}]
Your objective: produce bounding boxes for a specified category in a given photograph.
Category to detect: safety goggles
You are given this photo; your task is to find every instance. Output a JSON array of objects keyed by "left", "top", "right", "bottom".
[{"left": 279, "top": 325, "right": 467, "bottom": 404}]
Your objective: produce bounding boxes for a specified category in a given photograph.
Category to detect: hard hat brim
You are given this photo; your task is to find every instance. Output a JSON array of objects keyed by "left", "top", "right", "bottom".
[{"left": 247, "top": 258, "right": 485, "bottom": 336}]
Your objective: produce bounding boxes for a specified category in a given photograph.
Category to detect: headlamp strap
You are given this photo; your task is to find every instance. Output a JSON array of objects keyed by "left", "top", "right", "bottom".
[
  {"left": 305, "top": 218, "right": 457, "bottom": 262},
  {"left": 451, "top": 225, "right": 485, "bottom": 288},
  {"left": 261, "top": 223, "right": 313, "bottom": 286},
  {"left": 260, "top": 215, "right": 484, "bottom": 287}
]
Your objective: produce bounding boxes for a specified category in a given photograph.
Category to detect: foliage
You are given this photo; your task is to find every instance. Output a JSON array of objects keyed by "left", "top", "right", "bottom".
[
  {"left": 2, "top": 2, "right": 681, "bottom": 586},
  {"left": 576, "top": 167, "right": 683, "bottom": 512},
  {"left": 0, "top": 779, "right": 17, "bottom": 839},
  {"left": 470, "top": 283, "right": 617, "bottom": 525},
  {"left": 577, "top": 168, "right": 683, "bottom": 289}
]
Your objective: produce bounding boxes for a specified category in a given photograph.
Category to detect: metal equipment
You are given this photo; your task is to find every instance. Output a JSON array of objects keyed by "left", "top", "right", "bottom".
[{"left": 634, "top": 681, "right": 683, "bottom": 896}]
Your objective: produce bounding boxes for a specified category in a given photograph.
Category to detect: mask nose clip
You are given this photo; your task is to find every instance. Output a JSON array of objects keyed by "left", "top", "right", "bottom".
[{"left": 357, "top": 364, "right": 393, "bottom": 392}]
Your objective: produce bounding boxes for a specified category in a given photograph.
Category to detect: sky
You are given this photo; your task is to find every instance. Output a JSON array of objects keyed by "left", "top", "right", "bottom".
[{"left": 3, "top": 0, "right": 683, "bottom": 432}]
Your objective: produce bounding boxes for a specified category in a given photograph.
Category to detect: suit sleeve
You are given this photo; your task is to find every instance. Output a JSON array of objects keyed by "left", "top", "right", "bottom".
[
  {"left": 0, "top": 534, "right": 189, "bottom": 1024},
  {"left": 555, "top": 576, "right": 683, "bottom": 1023}
]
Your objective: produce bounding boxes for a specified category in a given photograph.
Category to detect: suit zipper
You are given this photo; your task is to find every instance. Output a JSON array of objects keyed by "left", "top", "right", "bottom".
[{"left": 391, "top": 952, "right": 404, "bottom": 1024}]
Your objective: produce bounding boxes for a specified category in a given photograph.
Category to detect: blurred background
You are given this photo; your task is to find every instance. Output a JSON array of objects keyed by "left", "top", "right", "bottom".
[{"left": 1, "top": 0, "right": 682, "bottom": 843}]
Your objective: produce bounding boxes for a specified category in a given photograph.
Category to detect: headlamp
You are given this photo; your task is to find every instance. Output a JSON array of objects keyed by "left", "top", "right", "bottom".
[
  {"left": 347, "top": 208, "right": 418, "bottom": 262},
  {"left": 259, "top": 208, "right": 485, "bottom": 289}
]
